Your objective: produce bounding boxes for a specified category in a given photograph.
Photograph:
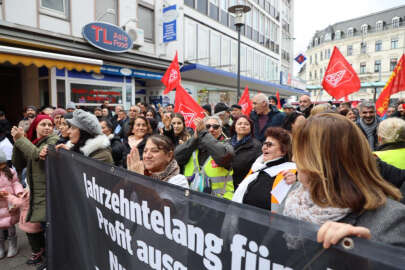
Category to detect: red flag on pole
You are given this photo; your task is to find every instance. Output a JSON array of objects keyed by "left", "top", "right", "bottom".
[
  {"left": 276, "top": 91, "right": 282, "bottom": 109},
  {"left": 322, "top": 46, "right": 361, "bottom": 100},
  {"left": 174, "top": 85, "right": 205, "bottom": 129},
  {"left": 238, "top": 86, "right": 253, "bottom": 116},
  {"left": 376, "top": 54, "right": 405, "bottom": 117},
  {"left": 161, "top": 51, "right": 181, "bottom": 94}
]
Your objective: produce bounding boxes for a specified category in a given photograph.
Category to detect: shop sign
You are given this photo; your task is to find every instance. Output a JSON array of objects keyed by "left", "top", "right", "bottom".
[
  {"left": 82, "top": 22, "right": 133, "bottom": 53},
  {"left": 162, "top": 5, "right": 177, "bottom": 43}
]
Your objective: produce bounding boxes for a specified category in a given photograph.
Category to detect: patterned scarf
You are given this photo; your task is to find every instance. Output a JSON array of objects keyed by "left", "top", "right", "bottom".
[
  {"left": 283, "top": 183, "right": 351, "bottom": 225},
  {"left": 230, "top": 135, "right": 251, "bottom": 148},
  {"left": 148, "top": 159, "right": 180, "bottom": 182}
]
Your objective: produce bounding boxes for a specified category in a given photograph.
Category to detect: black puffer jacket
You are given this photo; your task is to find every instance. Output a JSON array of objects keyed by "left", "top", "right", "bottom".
[{"left": 230, "top": 137, "right": 262, "bottom": 189}]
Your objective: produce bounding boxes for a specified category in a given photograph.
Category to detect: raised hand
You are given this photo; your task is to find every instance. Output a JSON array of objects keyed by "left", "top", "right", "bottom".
[{"left": 127, "top": 147, "right": 144, "bottom": 175}]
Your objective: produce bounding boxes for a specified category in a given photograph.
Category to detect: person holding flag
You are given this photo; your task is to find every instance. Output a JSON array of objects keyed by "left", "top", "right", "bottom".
[{"left": 174, "top": 115, "right": 235, "bottom": 200}]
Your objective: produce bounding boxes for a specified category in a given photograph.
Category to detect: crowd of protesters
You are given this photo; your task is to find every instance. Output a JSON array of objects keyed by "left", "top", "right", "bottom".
[{"left": 0, "top": 94, "right": 404, "bottom": 269}]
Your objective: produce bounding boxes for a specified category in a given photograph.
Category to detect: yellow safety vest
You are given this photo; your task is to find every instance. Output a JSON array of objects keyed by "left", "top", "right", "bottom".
[
  {"left": 184, "top": 150, "right": 234, "bottom": 200},
  {"left": 374, "top": 148, "right": 405, "bottom": 170}
]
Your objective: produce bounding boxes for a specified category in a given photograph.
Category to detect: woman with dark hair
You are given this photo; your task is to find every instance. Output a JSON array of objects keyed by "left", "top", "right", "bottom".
[
  {"left": 233, "top": 127, "right": 296, "bottom": 212},
  {"left": 56, "top": 113, "right": 73, "bottom": 145},
  {"left": 123, "top": 116, "right": 152, "bottom": 160},
  {"left": 55, "top": 110, "right": 113, "bottom": 164},
  {"left": 283, "top": 113, "right": 405, "bottom": 248},
  {"left": 145, "top": 107, "right": 160, "bottom": 133},
  {"left": 162, "top": 113, "right": 191, "bottom": 146},
  {"left": 127, "top": 134, "right": 188, "bottom": 187},
  {"left": 281, "top": 111, "right": 306, "bottom": 132},
  {"left": 100, "top": 119, "right": 126, "bottom": 167},
  {"left": 229, "top": 115, "right": 262, "bottom": 189},
  {"left": 340, "top": 108, "right": 358, "bottom": 122}
]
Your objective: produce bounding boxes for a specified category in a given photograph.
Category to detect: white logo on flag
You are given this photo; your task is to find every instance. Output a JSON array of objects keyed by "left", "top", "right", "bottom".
[
  {"left": 168, "top": 69, "right": 178, "bottom": 84},
  {"left": 240, "top": 103, "right": 248, "bottom": 111},
  {"left": 325, "top": 61, "right": 353, "bottom": 87},
  {"left": 179, "top": 104, "right": 196, "bottom": 126}
]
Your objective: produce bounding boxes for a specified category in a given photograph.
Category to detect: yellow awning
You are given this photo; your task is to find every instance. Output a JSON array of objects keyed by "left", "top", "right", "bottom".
[{"left": 0, "top": 53, "right": 101, "bottom": 73}]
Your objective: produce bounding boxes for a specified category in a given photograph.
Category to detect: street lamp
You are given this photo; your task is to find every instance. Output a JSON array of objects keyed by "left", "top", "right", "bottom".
[{"left": 228, "top": 2, "right": 250, "bottom": 100}]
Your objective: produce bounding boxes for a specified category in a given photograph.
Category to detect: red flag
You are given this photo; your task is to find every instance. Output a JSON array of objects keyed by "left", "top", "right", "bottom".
[
  {"left": 276, "top": 91, "right": 281, "bottom": 109},
  {"left": 344, "top": 95, "right": 349, "bottom": 102},
  {"left": 161, "top": 51, "right": 181, "bottom": 94},
  {"left": 322, "top": 46, "right": 361, "bottom": 100},
  {"left": 238, "top": 86, "right": 253, "bottom": 115},
  {"left": 376, "top": 54, "right": 405, "bottom": 116},
  {"left": 174, "top": 85, "right": 205, "bottom": 129}
]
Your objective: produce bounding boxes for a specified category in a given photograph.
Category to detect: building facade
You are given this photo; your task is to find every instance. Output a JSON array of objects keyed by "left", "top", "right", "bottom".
[
  {"left": 304, "top": 5, "right": 405, "bottom": 102},
  {"left": 0, "top": 0, "right": 302, "bottom": 125}
]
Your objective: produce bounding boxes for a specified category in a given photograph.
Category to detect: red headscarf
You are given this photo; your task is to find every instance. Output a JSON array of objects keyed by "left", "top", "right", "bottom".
[{"left": 26, "top": 114, "right": 54, "bottom": 145}]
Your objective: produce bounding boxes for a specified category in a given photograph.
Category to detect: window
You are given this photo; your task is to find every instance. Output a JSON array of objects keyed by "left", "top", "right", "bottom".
[
  {"left": 335, "top": 30, "right": 341, "bottom": 40},
  {"left": 198, "top": 25, "right": 210, "bottom": 65},
  {"left": 361, "top": 42, "right": 367, "bottom": 54},
  {"left": 374, "top": 60, "right": 381, "bottom": 73},
  {"left": 137, "top": 5, "right": 154, "bottom": 42},
  {"left": 390, "top": 58, "right": 398, "bottom": 71},
  {"left": 221, "top": 36, "right": 230, "bottom": 69},
  {"left": 96, "top": 0, "right": 117, "bottom": 25},
  {"left": 209, "top": 0, "right": 219, "bottom": 21},
  {"left": 220, "top": 0, "right": 228, "bottom": 26},
  {"left": 210, "top": 31, "right": 220, "bottom": 67},
  {"left": 361, "top": 24, "right": 368, "bottom": 35},
  {"left": 40, "top": 0, "right": 69, "bottom": 19},
  {"left": 315, "top": 53, "right": 318, "bottom": 64},
  {"left": 314, "top": 70, "right": 317, "bottom": 79},
  {"left": 327, "top": 48, "right": 331, "bottom": 59},
  {"left": 347, "top": 45, "right": 353, "bottom": 56},
  {"left": 309, "top": 71, "right": 312, "bottom": 80},
  {"left": 391, "top": 38, "right": 399, "bottom": 49},
  {"left": 360, "top": 63, "right": 366, "bottom": 74},
  {"left": 347, "top": 27, "right": 353, "bottom": 37},
  {"left": 310, "top": 55, "right": 312, "bottom": 64},
  {"left": 375, "top": 40, "right": 382, "bottom": 51},
  {"left": 376, "top": 20, "right": 383, "bottom": 31},
  {"left": 325, "top": 33, "right": 331, "bottom": 41},
  {"left": 197, "top": 0, "right": 208, "bottom": 15},
  {"left": 320, "top": 51, "right": 323, "bottom": 61},
  {"left": 185, "top": 19, "right": 197, "bottom": 61},
  {"left": 392, "top": 17, "right": 400, "bottom": 28}
]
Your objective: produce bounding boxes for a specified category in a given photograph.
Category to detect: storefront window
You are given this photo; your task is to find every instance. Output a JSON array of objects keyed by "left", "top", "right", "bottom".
[
  {"left": 71, "top": 83, "right": 122, "bottom": 105},
  {"left": 126, "top": 84, "right": 132, "bottom": 108},
  {"left": 57, "top": 80, "right": 66, "bottom": 108}
]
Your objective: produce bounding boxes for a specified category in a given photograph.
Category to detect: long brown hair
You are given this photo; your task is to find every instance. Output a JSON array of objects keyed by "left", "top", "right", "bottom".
[
  {"left": 127, "top": 116, "right": 153, "bottom": 137},
  {"left": 2, "top": 165, "right": 14, "bottom": 181},
  {"left": 293, "top": 113, "right": 402, "bottom": 213}
]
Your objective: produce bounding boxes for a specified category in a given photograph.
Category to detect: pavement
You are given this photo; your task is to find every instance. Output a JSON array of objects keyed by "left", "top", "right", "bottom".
[{"left": 0, "top": 228, "right": 37, "bottom": 270}]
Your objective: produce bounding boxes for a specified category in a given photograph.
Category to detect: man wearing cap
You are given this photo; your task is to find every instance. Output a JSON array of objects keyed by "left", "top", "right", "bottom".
[
  {"left": 251, "top": 94, "right": 286, "bottom": 142},
  {"left": 283, "top": 103, "right": 295, "bottom": 114},
  {"left": 18, "top": 106, "right": 37, "bottom": 133},
  {"left": 230, "top": 104, "right": 243, "bottom": 120},
  {"left": 214, "top": 103, "right": 232, "bottom": 138}
]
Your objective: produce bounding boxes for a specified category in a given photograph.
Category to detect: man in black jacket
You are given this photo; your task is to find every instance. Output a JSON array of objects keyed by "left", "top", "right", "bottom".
[
  {"left": 297, "top": 95, "right": 313, "bottom": 118},
  {"left": 250, "top": 93, "right": 285, "bottom": 142}
]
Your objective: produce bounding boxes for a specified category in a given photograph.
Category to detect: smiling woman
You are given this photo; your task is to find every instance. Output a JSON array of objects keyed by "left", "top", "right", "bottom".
[{"left": 123, "top": 116, "right": 153, "bottom": 161}]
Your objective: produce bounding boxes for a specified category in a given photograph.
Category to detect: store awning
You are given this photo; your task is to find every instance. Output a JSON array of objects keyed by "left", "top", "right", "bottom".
[
  {"left": 180, "top": 63, "right": 309, "bottom": 96},
  {"left": 0, "top": 45, "right": 103, "bottom": 73}
]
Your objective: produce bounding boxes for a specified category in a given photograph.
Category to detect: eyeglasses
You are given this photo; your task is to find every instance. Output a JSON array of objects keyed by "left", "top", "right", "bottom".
[
  {"left": 263, "top": 141, "right": 273, "bottom": 148},
  {"left": 206, "top": 124, "right": 220, "bottom": 130}
]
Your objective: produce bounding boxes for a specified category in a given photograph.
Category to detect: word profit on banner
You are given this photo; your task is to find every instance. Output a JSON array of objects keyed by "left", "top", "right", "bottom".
[{"left": 83, "top": 173, "right": 223, "bottom": 270}]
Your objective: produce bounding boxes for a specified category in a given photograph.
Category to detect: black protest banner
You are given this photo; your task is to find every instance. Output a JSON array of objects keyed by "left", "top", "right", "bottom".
[{"left": 46, "top": 148, "right": 405, "bottom": 270}]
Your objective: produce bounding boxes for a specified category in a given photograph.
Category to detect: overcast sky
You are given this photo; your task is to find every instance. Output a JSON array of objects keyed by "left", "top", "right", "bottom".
[{"left": 293, "top": 0, "right": 405, "bottom": 75}]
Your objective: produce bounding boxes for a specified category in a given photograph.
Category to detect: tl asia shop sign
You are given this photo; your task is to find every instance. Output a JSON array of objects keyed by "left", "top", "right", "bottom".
[{"left": 82, "top": 22, "right": 133, "bottom": 53}]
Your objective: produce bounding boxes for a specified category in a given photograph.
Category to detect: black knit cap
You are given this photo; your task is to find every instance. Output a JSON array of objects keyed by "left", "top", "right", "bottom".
[{"left": 214, "top": 103, "right": 229, "bottom": 114}]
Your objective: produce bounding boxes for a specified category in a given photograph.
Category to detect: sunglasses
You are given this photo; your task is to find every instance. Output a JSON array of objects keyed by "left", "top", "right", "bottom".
[
  {"left": 206, "top": 124, "right": 220, "bottom": 130},
  {"left": 263, "top": 141, "right": 273, "bottom": 148}
]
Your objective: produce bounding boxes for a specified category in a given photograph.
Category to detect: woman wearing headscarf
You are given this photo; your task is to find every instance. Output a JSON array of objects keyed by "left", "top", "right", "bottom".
[{"left": 10, "top": 114, "right": 59, "bottom": 269}]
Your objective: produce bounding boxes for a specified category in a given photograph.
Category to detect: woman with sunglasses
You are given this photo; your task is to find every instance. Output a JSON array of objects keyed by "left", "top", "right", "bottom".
[
  {"left": 229, "top": 116, "right": 262, "bottom": 190},
  {"left": 233, "top": 127, "right": 296, "bottom": 212},
  {"left": 174, "top": 115, "right": 235, "bottom": 200}
]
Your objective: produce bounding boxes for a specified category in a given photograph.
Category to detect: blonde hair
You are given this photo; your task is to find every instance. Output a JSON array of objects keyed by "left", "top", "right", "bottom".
[
  {"left": 310, "top": 103, "right": 332, "bottom": 116},
  {"left": 377, "top": 117, "right": 405, "bottom": 144},
  {"left": 293, "top": 113, "right": 402, "bottom": 212}
]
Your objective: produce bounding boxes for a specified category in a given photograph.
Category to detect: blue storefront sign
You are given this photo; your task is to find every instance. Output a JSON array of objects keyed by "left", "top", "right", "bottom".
[
  {"left": 162, "top": 5, "right": 177, "bottom": 43},
  {"left": 82, "top": 22, "right": 133, "bottom": 53},
  {"left": 100, "top": 65, "right": 163, "bottom": 80}
]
